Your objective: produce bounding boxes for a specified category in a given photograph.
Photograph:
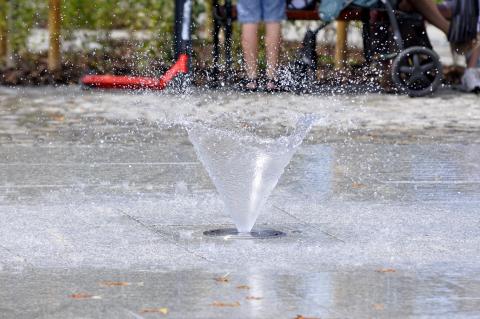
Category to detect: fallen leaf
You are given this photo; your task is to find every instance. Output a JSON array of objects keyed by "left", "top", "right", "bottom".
[
  {"left": 68, "top": 293, "right": 102, "bottom": 300},
  {"left": 373, "top": 303, "right": 384, "bottom": 310},
  {"left": 140, "top": 307, "right": 169, "bottom": 314},
  {"left": 49, "top": 113, "right": 65, "bottom": 122},
  {"left": 211, "top": 301, "right": 240, "bottom": 307},
  {"left": 214, "top": 275, "right": 230, "bottom": 283},
  {"left": 245, "top": 296, "right": 262, "bottom": 300},
  {"left": 294, "top": 315, "right": 320, "bottom": 319},
  {"left": 99, "top": 281, "right": 131, "bottom": 287},
  {"left": 375, "top": 268, "right": 396, "bottom": 273},
  {"left": 236, "top": 285, "right": 250, "bottom": 290},
  {"left": 352, "top": 182, "right": 366, "bottom": 189}
]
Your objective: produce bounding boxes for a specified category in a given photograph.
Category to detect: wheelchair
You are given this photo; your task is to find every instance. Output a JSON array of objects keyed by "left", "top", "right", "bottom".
[{"left": 212, "top": 0, "right": 443, "bottom": 97}]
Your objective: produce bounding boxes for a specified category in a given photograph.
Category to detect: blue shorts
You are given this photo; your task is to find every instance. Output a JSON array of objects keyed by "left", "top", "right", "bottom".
[{"left": 237, "top": 0, "right": 286, "bottom": 23}]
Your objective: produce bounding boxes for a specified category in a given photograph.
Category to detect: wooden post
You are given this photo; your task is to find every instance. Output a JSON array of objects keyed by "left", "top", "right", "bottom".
[
  {"left": 204, "top": 0, "right": 213, "bottom": 41},
  {"left": 335, "top": 20, "right": 348, "bottom": 69},
  {"left": 48, "top": 0, "right": 61, "bottom": 72},
  {"left": 0, "top": 18, "right": 6, "bottom": 64},
  {"left": 2, "top": 0, "right": 14, "bottom": 67},
  {"left": 0, "top": 0, "right": 7, "bottom": 64}
]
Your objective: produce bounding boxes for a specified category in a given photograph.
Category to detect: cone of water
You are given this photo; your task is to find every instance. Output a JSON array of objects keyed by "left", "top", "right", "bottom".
[{"left": 187, "top": 114, "right": 316, "bottom": 233}]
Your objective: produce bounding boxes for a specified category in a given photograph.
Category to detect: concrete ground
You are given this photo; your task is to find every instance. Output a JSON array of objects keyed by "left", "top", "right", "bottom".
[{"left": 0, "top": 87, "right": 480, "bottom": 318}]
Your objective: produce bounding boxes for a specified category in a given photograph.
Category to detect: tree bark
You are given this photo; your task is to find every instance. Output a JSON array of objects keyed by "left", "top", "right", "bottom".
[{"left": 48, "top": 0, "right": 61, "bottom": 72}]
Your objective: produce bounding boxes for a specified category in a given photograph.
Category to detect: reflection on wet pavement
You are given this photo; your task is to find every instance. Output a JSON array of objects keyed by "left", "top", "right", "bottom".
[
  {"left": 1, "top": 143, "right": 479, "bottom": 204},
  {"left": 1, "top": 269, "right": 479, "bottom": 319}
]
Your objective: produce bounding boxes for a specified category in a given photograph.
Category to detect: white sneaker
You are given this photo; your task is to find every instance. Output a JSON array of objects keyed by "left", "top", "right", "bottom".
[{"left": 461, "top": 68, "right": 480, "bottom": 92}]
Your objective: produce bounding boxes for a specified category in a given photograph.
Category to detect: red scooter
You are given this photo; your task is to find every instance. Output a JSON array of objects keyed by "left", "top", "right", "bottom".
[{"left": 81, "top": 0, "right": 192, "bottom": 90}]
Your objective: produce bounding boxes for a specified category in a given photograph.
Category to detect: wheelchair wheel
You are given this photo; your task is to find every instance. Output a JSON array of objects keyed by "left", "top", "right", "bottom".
[{"left": 391, "top": 46, "right": 442, "bottom": 97}]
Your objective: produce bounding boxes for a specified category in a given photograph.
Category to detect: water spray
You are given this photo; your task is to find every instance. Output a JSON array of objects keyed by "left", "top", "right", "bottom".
[{"left": 186, "top": 114, "right": 317, "bottom": 240}]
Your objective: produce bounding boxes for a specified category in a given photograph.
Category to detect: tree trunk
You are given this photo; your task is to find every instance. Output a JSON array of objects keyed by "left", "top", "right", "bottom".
[{"left": 48, "top": 0, "right": 61, "bottom": 72}]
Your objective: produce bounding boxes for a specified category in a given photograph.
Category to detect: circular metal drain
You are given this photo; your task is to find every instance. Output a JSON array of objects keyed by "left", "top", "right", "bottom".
[{"left": 203, "top": 228, "right": 286, "bottom": 240}]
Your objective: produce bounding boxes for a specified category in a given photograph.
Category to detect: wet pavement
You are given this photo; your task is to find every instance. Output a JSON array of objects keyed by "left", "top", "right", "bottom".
[
  {"left": 2, "top": 268, "right": 480, "bottom": 319},
  {"left": 1, "top": 87, "right": 480, "bottom": 318}
]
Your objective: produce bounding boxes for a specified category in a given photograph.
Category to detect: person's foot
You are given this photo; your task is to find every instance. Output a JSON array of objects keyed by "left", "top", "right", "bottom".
[
  {"left": 461, "top": 68, "right": 480, "bottom": 93},
  {"left": 265, "top": 79, "right": 280, "bottom": 92},
  {"left": 238, "top": 78, "right": 258, "bottom": 92}
]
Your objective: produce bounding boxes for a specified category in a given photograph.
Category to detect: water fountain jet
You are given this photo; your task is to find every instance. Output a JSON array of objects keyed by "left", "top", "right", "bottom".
[{"left": 186, "top": 114, "right": 316, "bottom": 239}]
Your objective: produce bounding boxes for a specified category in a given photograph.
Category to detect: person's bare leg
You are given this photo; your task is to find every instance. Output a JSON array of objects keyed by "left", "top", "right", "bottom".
[
  {"left": 265, "top": 22, "right": 281, "bottom": 81},
  {"left": 399, "top": 0, "right": 449, "bottom": 34},
  {"left": 241, "top": 23, "right": 259, "bottom": 83},
  {"left": 467, "top": 44, "right": 480, "bottom": 68}
]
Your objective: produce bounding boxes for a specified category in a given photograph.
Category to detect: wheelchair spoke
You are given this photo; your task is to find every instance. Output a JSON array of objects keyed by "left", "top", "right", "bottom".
[
  {"left": 413, "top": 54, "right": 421, "bottom": 68},
  {"left": 400, "top": 66, "right": 414, "bottom": 74},
  {"left": 421, "top": 62, "right": 435, "bottom": 72}
]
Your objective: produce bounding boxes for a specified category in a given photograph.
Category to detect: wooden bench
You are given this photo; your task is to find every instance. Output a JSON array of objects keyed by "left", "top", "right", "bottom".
[{"left": 211, "top": 1, "right": 373, "bottom": 81}]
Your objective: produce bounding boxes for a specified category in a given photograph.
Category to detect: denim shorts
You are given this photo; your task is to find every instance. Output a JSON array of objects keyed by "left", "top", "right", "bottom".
[{"left": 237, "top": 0, "right": 286, "bottom": 23}]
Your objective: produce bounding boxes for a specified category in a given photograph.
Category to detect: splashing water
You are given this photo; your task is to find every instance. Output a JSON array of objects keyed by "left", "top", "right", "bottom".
[{"left": 186, "top": 114, "right": 317, "bottom": 232}]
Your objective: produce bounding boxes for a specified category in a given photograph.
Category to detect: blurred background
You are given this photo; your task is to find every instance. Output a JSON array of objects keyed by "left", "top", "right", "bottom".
[{"left": 0, "top": 0, "right": 461, "bottom": 87}]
